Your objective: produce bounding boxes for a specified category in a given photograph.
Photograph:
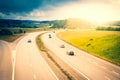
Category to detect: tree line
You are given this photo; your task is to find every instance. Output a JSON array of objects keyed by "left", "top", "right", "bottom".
[
  {"left": 96, "top": 26, "right": 120, "bottom": 31},
  {"left": 0, "top": 29, "right": 25, "bottom": 35}
]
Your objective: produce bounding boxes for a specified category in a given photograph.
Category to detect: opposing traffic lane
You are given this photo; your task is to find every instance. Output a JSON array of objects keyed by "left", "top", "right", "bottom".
[
  {"left": 0, "top": 40, "right": 12, "bottom": 80},
  {"left": 41, "top": 31, "right": 120, "bottom": 80},
  {"left": 14, "top": 32, "right": 58, "bottom": 80}
]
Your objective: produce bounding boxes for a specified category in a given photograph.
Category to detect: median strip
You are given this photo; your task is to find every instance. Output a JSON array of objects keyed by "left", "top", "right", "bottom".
[{"left": 36, "top": 33, "right": 75, "bottom": 80}]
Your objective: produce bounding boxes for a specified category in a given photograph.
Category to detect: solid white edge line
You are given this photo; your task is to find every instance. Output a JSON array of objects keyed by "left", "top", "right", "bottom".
[
  {"left": 60, "top": 57, "right": 90, "bottom": 80},
  {"left": 39, "top": 52, "right": 59, "bottom": 80},
  {"left": 48, "top": 65, "right": 59, "bottom": 80},
  {"left": 12, "top": 50, "right": 16, "bottom": 80},
  {"left": 105, "top": 76, "right": 111, "bottom": 80},
  {"left": 33, "top": 74, "right": 37, "bottom": 80},
  {"left": 46, "top": 63, "right": 59, "bottom": 80},
  {"left": 111, "top": 70, "right": 119, "bottom": 76}
]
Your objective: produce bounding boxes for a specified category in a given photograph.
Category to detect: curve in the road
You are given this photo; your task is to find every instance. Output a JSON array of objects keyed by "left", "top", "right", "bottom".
[{"left": 41, "top": 31, "right": 120, "bottom": 80}]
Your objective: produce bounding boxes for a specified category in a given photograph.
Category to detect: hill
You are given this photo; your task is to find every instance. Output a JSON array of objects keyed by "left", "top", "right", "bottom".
[
  {"left": 65, "top": 18, "right": 93, "bottom": 29},
  {"left": 0, "top": 18, "right": 93, "bottom": 29}
]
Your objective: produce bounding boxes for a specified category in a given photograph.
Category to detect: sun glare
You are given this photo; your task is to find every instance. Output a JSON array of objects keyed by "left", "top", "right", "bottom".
[
  {"left": 71, "top": 4, "right": 115, "bottom": 23},
  {"left": 55, "top": 2, "right": 120, "bottom": 24}
]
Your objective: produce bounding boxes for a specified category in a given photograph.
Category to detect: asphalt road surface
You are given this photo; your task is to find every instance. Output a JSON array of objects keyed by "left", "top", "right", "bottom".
[
  {"left": 0, "top": 40, "right": 12, "bottom": 80},
  {"left": 41, "top": 31, "right": 120, "bottom": 80},
  {"left": 13, "top": 32, "right": 58, "bottom": 80}
]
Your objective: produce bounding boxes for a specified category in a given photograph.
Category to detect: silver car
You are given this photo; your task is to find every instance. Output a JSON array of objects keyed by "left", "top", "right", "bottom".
[
  {"left": 60, "top": 44, "right": 65, "bottom": 48},
  {"left": 28, "top": 39, "right": 32, "bottom": 43}
]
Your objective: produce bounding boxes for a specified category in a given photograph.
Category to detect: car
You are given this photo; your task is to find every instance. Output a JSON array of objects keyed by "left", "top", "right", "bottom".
[
  {"left": 49, "top": 34, "right": 52, "bottom": 38},
  {"left": 60, "top": 44, "right": 65, "bottom": 48},
  {"left": 28, "top": 39, "right": 31, "bottom": 43},
  {"left": 53, "top": 31, "right": 55, "bottom": 33},
  {"left": 67, "top": 51, "right": 74, "bottom": 56}
]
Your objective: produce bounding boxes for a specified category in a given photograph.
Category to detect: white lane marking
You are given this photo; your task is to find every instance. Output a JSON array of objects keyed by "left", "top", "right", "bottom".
[
  {"left": 37, "top": 51, "right": 59, "bottom": 80},
  {"left": 105, "top": 76, "right": 111, "bottom": 80},
  {"left": 43, "top": 59, "right": 59, "bottom": 80},
  {"left": 70, "top": 64, "right": 90, "bottom": 80},
  {"left": 100, "top": 66, "right": 107, "bottom": 70},
  {"left": 33, "top": 74, "right": 37, "bottom": 80},
  {"left": 55, "top": 54, "right": 90, "bottom": 80},
  {"left": 92, "top": 61, "right": 98, "bottom": 65},
  {"left": 12, "top": 50, "right": 16, "bottom": 80},
  {"left": 111, "top": 70, "right": 119, "bottom": 76},
  {"left": 88, "top": 59, "right": 92, "bottom": 62}
]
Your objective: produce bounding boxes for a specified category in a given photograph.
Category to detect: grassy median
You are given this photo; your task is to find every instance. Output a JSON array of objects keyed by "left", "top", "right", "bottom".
[
  {"left": 58, "top": 30, "right": 120, "bottom": 65},
  {"left": 36, "top": 34, "right": 74, "bottom": 80}
]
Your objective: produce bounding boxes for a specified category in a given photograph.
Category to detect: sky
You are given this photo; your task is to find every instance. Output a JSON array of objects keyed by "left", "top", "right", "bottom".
[{"left": 0, "top": 0, "right": 120, "bottom": 23}]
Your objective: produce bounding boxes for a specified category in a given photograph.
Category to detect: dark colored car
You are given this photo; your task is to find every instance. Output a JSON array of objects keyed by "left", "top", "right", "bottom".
[
  {"left": 28, "top": 39, "right": 32, "bottom": 43},
  {"left": 53, "top": 31, "right": 55, "bottom": 33},
  {"left": 67, "top": 51, "right": 74, "bottom": 56},
  {"left": 49, "top": 34, "right": 52, "bottom": 38}
]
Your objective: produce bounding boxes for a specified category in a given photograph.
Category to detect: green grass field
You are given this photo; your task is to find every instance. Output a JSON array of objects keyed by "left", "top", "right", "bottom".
[{"left": 58, "top": 30, "right": 120, "bottom": 65}]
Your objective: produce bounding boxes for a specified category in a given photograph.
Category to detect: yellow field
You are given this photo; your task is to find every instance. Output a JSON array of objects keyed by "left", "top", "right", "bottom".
[{"left": 58, "top": 30, "right": 120, "bottom": 65}]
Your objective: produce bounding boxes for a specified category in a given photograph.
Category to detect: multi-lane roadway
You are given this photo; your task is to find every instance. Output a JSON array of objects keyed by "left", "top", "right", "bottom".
[
  {"left": 14, "top": 32, "right": 58, "bottom": 80},
  {"left": 0, "top": 40, "right": 12, "bottom": 80},
  {"left": 41, "top": 31, "right": 120, "bottom": 80},
  {"left": 0, "top": 31, "right": 120, "bottom": 80},
  {"left": 0, "top": 32, "right": 58, "bottom": 80}
]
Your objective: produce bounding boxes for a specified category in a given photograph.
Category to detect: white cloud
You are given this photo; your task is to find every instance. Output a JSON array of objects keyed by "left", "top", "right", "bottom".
[
  {"left": 40, "top": 0, "right": 120, "bottom": 23},
  {"left": 29, "top": 10, "right": 45, "bottom": 17},
  {"left": 0, "top": 12, "right": 6, "bottom": 18},
  {"left": 1, "top": 0, "right": 120, "bottom": 23}
]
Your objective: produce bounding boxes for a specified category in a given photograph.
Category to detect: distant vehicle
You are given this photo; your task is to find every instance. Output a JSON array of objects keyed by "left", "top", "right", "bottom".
[
  {"left": 49, "top": 34, "right": 52, "bottom": 38},
  {"left": 53, "top": 31, "right": 55, "bottom": 33},
  {"left": 28, "top": 39, "right": 31, "bottom": 43},
  {"left": 67, "top": 51, "right": 74, "bottom": 56},
  {"left": 60, "top": 44, "right": 65, "bottom": 48}
]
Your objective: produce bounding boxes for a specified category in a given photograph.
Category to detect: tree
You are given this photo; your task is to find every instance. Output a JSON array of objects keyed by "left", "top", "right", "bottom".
[{"left": 0, "top": 29, "right": 13, "bottom": 35}]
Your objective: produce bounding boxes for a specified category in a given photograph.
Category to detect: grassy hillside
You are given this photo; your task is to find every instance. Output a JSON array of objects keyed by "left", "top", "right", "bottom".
[
  {"left": 65, "top": 18, "right": 92, "bottom": 29},
  {"left": 58, "top": 30, "right": 120, "bottom": 65}
]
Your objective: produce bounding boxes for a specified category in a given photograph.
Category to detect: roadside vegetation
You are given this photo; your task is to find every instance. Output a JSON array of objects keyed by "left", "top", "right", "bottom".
[
  {"left": 0, "top": 35, "right": 22, "bottom": 42},
  {"left": 0, "top": 27, "right": 51, "bottom": 42},
  {"left": 58, "top": 30, "right": 120, "bottom": 65},
  {"left": 0, "top": 28, "right": 25, "bottom": 42},
  {"left": 96, "top": 26, "right": 120, "bottom": 31}
]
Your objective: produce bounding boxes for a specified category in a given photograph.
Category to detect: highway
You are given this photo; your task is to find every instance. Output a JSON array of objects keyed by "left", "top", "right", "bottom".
[
  {"left": 0, "top": 40, "right": 12, "bottom": 80},
  {"left": 41, "top": 31, "right": 120, "bottom": 80},
  {"left": 13, "top": 32, "right": 58, "bottom": 80}
]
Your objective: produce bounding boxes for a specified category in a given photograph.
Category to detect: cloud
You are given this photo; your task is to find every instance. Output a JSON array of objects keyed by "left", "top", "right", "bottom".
[
  {"left": 0, "top": 0, "right": 43, "bottom": 13},
  {"left": 37, "top": 0, "right": 120, "bottom": 22},
  {"left": 0, "top": 0, "right": 120, "bottom": 22},
  {"left": 0, "top": 0, "right": 80, "bottom": 20},
  {"left": 0, "top": 0, "right": 79, "bottom": 14}
]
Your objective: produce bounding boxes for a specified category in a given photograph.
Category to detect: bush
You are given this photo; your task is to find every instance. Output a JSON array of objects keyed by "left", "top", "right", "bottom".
[
  {"left": 0, "top": 29, "right": 13, "bottom": 35},
  {"left": 96, "top": 27, "right": 120, "bottom": 31}
]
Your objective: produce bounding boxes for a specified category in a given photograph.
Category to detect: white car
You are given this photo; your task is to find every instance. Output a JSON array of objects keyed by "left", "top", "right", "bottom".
[{"left": 60, "top": 44, "right": 65, "bottom": 48}]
